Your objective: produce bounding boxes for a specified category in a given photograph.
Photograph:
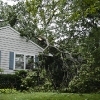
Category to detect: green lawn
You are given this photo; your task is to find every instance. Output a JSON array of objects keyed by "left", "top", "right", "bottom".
[{"left": 0, "top": 92, "right": 100, "bottom": 100}]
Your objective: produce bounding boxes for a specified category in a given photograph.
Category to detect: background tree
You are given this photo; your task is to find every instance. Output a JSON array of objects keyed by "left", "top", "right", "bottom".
[
  {"left": 69, "top": 0, "right": 100, "bottom": 66},
  {"left": 1, "top": 0, "right": 100, "bottom": 92},
  {"left": 67, "top": 0, "right": 100, "bottom": 93}
]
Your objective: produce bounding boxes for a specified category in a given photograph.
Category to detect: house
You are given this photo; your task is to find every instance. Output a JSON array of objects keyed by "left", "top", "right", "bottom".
[{"left": 0, "top": 26, "right": 44, "bottom": 74}]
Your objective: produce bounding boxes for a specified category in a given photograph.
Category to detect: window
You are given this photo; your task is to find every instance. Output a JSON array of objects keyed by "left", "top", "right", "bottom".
[
  {"left": 26, "top": 55, "right": 34, "bottom": 69},
  {"left": 15, "top": 53, "right": 36, "bottom": 70},
  {"left": 15, "top": 54, "right": 24, "bottom": 69},
  {"left": 9, "top": 52, "right": 38, "bottom": 70}
]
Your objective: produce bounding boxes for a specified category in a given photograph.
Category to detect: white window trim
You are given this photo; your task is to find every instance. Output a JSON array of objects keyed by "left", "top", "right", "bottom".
[{"left": 13, "top": 52, "right": 36, "bottom": 70}]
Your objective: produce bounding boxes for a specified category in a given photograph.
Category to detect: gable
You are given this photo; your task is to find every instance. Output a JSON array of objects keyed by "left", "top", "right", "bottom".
[{"left": 0, "top": 26, "right": 44, "bottom": 51}]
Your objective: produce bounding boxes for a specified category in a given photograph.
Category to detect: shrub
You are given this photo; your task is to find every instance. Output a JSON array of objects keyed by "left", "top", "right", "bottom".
[
  {"left": 17, "top": 69, "right": 53, "bottom": 92},
  {"left": 0, "top": 74, "right": 19, "bottom": 89},
  {"left": 15, "top": 70, "right": 28, "bottom": 91},
  {"left": 67, "top": 66, "right": 100, "bottom": 93}
]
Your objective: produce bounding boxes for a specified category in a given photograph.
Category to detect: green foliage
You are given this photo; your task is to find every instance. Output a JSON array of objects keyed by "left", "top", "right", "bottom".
[
  {"left": 68, "top": 66, "right": 100, "bottom": 93},
  {"left": 70, "top": 0, "right": 100, "bottom": 21},
  {"left": 0, "top": 68, "right": 4, "bottom": 73},
  {"left": 39, "top": 51, "right": 78, "bottom": 92},
  {"left": 16, "top": 69, "right": 53, "bottom": 92},
  {"left": 0, "top": 89, "right": 17, "bottom": 94},
  {"left": 15, "top": 70, "right": 28, "bottom": 91},
  {"left": 1, "top": 0, "right": 100, "bottom": 93},
  {"left": 0, "top": 74, "right": 19, "bottom": 89},
  {"left": 0, "top": 74, "right": 17, "bottom": 82}
]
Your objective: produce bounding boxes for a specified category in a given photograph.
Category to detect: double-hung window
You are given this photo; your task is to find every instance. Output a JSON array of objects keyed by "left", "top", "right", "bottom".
[
  {"left": 25, "top": 55, "right": 34, "bottom": 69},
  {"left": 15, "top": 54, "right": 24, "bottom": 69},
  {"left": 9, "top": 52, "right": 38, "bottom": 70}
]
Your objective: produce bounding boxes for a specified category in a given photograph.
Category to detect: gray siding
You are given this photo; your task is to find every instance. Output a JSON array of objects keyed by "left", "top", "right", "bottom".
[{"left": 0, "top": 26, "right": 43, "bottom": 74}]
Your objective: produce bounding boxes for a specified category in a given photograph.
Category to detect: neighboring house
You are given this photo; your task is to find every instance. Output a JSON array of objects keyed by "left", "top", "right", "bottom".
[{"left": 0, "top": 26, "right": 44, "bottom": 74}]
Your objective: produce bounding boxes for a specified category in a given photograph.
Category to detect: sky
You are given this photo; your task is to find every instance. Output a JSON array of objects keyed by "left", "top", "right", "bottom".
[{"left": 2, "top": 0, "right": 18, "bottom": 5}]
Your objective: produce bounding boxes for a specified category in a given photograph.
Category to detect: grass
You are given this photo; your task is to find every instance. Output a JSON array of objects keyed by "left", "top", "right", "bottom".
[{"left": 0, "top": 92, "right": 100, "bottom": 100}]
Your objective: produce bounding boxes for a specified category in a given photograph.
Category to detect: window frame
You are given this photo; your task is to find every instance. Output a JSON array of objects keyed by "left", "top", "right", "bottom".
[{"left": 13, "top": 52, "right": 36, "bottom": 70}]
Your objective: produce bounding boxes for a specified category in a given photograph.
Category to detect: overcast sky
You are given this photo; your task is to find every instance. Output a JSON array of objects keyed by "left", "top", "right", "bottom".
[{"left": 2, "top": 0, "right": 18, "bottom": 5}]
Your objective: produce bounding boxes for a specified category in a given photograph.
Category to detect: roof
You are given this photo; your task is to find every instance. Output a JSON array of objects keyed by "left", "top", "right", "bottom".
[{"left": 0, "top": 25, "right": 44, "bottom": 51}]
